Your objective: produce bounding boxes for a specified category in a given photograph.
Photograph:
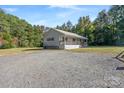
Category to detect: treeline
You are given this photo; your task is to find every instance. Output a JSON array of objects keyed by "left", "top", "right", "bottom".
[
  {"left": 56, "top": 5, "right": 124, "bottom": 46},
  {"left": 0, "top": 8, "right": 43, "bottom": 48},
  {"left": 0, "top": 6, "right": 124, "bottom": 49}
]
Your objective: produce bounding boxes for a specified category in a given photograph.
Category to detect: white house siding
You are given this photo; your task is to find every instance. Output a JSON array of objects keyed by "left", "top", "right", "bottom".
[
  {"left": 43, "top": 29, "right": 64, "bottom": 48},
  {"left": 43, "top": 28, "right": 88, "bottom": 49}
]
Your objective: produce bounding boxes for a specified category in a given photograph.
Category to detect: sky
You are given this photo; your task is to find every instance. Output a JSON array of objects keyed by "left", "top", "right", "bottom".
[{"left": 0, "top": 5, "right": 111, "bottom": 27}]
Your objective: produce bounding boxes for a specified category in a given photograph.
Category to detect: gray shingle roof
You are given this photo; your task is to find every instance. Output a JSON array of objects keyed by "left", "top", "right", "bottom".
[
  {"left": 53, "top": 28, "right": 88, "bottom": 39},
  {"left": 44, "top": 28, "right": 88, "bottom": 39}
]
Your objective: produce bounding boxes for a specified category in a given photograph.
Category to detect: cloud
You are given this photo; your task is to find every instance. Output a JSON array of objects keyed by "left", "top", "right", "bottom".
[
  {"left": 3, "top": 8, "right": 17, "bottom": 12},
  {"left": 49, "top": 5, "right": 92, "bottom": 18},
  {"left": 49, "top": 5, "right": 83, "bottom": 11}
]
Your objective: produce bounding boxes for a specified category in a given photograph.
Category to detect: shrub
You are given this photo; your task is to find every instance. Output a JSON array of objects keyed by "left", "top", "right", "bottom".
[{"left": 1, "top": 40, "right": 15, "bottom": 49}]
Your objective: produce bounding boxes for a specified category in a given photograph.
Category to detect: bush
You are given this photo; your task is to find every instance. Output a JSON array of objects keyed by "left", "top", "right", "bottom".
[
  {"left": 20, "top": 40, "right": 29, "bottom": 47},
  {"left": 1, "top": 40, "right": 15, "bottom": 49}
]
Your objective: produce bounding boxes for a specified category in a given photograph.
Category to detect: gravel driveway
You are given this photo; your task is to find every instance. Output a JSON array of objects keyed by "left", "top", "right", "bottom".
[{"left": 0, "top": 50, "right": 124, "bottom": 88}]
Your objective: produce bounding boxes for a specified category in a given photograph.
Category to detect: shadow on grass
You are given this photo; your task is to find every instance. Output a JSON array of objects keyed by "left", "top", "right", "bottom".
[
  {"left": 23, "top": 48, "right": 62, "bottom": 51},
  {"left": 23, "top": 48, "right": 43, "bottom": 51}
]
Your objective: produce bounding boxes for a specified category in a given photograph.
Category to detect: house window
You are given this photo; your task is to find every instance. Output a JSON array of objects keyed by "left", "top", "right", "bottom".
[
  {"left": 80, "top": 39, "right": 82, "bottom": 42},
  {"left": 73, "top": 38, "right": 75, "bottom": 41},
  {"left": 65, "top": 37, "right": 68, "bottom": 41},
  {"left": 62, "top": 37, "right": 64, "bottom": 42},
  {"left": 47, "top": 37, "right": 54, "bottom": 41}
]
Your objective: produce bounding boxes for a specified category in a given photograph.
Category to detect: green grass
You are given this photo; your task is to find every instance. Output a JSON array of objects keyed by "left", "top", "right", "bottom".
[
  {"left": 70, "top": 46, "right": 124, "bottom": 54},
  {"left": 0, "top": 46, "right": 123, "bottom": 56},
  {"left": 0, "top": 47, "right": 42, "bottom": 56}
]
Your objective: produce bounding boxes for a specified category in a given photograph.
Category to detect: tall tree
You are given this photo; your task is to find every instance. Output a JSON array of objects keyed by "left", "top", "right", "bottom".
[
  {"left": 93, "top": 10, "right": 114, "bottom": 45},
  {"left": 61, "top": 23, "right": 68, "bottom": 31},
  {"left": 56, "top": 21, "right": 73, "bottom": 32},
  {"left": 0, "top": 8, "right": 43, "bottom": 48},
  {"left": 76, "top": 16, "right": 94, "bottom": 45},
  {"left": 108, "top": 5, "right": 124, "bottom": 45},
  {"left": 33, "top": 25, "right": 43, "bottom": 47},
  {"left": 66, "top": 20, "right": 73, "bottom": 32}
]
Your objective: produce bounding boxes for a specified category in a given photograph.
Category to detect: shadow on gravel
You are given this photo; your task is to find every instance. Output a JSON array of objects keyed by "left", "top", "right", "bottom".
[
  {"left": 116, "top": 67, "right": 124, "bottom": 70},
  {"left": 23, "top": 48, "right": 62, "bottom": 51},
  {"left": 23, "top": 48, "right": 42, "bottom": 51}
]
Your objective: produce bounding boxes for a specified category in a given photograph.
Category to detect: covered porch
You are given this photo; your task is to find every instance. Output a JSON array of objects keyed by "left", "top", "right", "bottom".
[{"left": 59, "top": 36, "right": 88, "bottom": 49}]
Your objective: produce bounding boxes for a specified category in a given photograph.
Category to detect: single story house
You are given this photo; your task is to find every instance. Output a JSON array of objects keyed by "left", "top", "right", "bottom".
[{"left": 43, "top": 28, "right": 88, "bottom": 49}]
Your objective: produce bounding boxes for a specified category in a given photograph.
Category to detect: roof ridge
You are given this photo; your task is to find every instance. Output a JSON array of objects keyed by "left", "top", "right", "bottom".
[{"left": 52, "top": 28, "right": 87, "bottom": 39}]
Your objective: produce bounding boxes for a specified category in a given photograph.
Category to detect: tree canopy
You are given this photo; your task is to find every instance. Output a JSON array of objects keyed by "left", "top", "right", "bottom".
[
  {"left": 56, "top": 5, "right": 124, "bottom": 46},
  {"left": 0, "top": 5, "right": 124, "bottom": 49},
  {"left": 0, "top": 8, "right": 43, "bottom": 48}
]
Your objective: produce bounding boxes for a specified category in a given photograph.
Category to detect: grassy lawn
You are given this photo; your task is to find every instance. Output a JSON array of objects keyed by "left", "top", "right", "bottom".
[
  {"left": 70, "top": 46, "right": 124, "bottom": 55},
  {"left": 0, "top": 47, "right": 42, "bottom": 56}
]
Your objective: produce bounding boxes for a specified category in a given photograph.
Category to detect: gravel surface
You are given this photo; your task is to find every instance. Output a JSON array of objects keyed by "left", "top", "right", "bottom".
[{"left": 0, "top": 50, "right": 124, "bottom": 88}]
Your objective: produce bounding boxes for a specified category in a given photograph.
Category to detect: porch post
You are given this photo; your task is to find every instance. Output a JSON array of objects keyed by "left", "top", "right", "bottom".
[{"left": 64, "top": 36, "right": 66, "bottom": 45}]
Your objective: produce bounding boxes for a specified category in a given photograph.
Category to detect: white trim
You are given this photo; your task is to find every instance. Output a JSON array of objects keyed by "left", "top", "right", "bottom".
[{"left": 64, "top": 45, "right": 81, "bottom": 49}]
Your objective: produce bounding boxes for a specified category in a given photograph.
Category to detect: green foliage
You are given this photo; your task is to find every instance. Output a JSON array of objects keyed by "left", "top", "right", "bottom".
[
  {"left": 0, "top": 31, "right": 15, "bottom": 49},
  {"left": 56, "top": 20, "right": 73, "bottom": 32},
  {"left": 1, "top": 40, "right": 13, "bottom": 49},
  {"left": 66, "top": 21, "right": 73, "bottom": 32},
  {"left": 1, "top": 5, "right": 124, "bottom": 48},
  {"left": 93, "top": 10, "right": 112, "bottom": 45},
  {"left": 76, "top": 16, "right": 95, "bottom": 45},
  {"left": 56, "top": 5, "right": 124, "bottom": 46},
  {"left": 0, "top": 8, "right": 5, "bottom": 14},
  {"left": 0, "top": 8, "right": 43, "bottom": 49},
  {"left": 108, "top": 5, "right": 124, "bottom": 45}
]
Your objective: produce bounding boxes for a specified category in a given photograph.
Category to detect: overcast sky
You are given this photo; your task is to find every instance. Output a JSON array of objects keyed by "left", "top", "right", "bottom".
[{"left": 0, "top": 5, "right": 111, "bottom": 27}]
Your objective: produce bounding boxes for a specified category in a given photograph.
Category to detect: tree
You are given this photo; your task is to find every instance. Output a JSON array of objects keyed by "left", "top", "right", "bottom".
[
  {"left": 76, "top": 16, "right": 94, "bottom": 45},
  {"left": 61, "top": 23, "right": 68, "bottom": 31},
  {"left": 93, "top": 10, "right": 114, "bottom": 45},
  {"left": 55, "top": 6, "right": 124, "bottom": 46},
  {"left": 108, "top": 5, "right": 124, "bottom": 45},
  {"left": 0, "top": 8, "right": 43, "bottom": 48},
  {"left": 33, "top": 25, "right": 43, "bottom": 47},
  {"left": 0, "top": 8, "right": 5, "bottom": 14},
  {"left": 56, "top": 21, "right": 73, "bottom": 32},
  {"left": 71, "top": 25, "right": 77, "bottom": 33},
  {"left": 66, "top": 20, "right": 73, "bottom": 32},
  {"left": 0, "top": 31, "right": 15, "bottom": 48},
  {"left": 56, "top": 25, "right": 61, "bottom": 30}
]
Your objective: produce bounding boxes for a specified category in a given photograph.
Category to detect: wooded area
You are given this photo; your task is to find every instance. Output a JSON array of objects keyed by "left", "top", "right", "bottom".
[
  {"left": 0, "top": 5, "right": 124, "bottom": 49},
  {"left": 0, "top": 8, "right": 43, "bottom": 48},
  {"left": 56, "top": 5, "right": 124, "bottom": 46}
]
